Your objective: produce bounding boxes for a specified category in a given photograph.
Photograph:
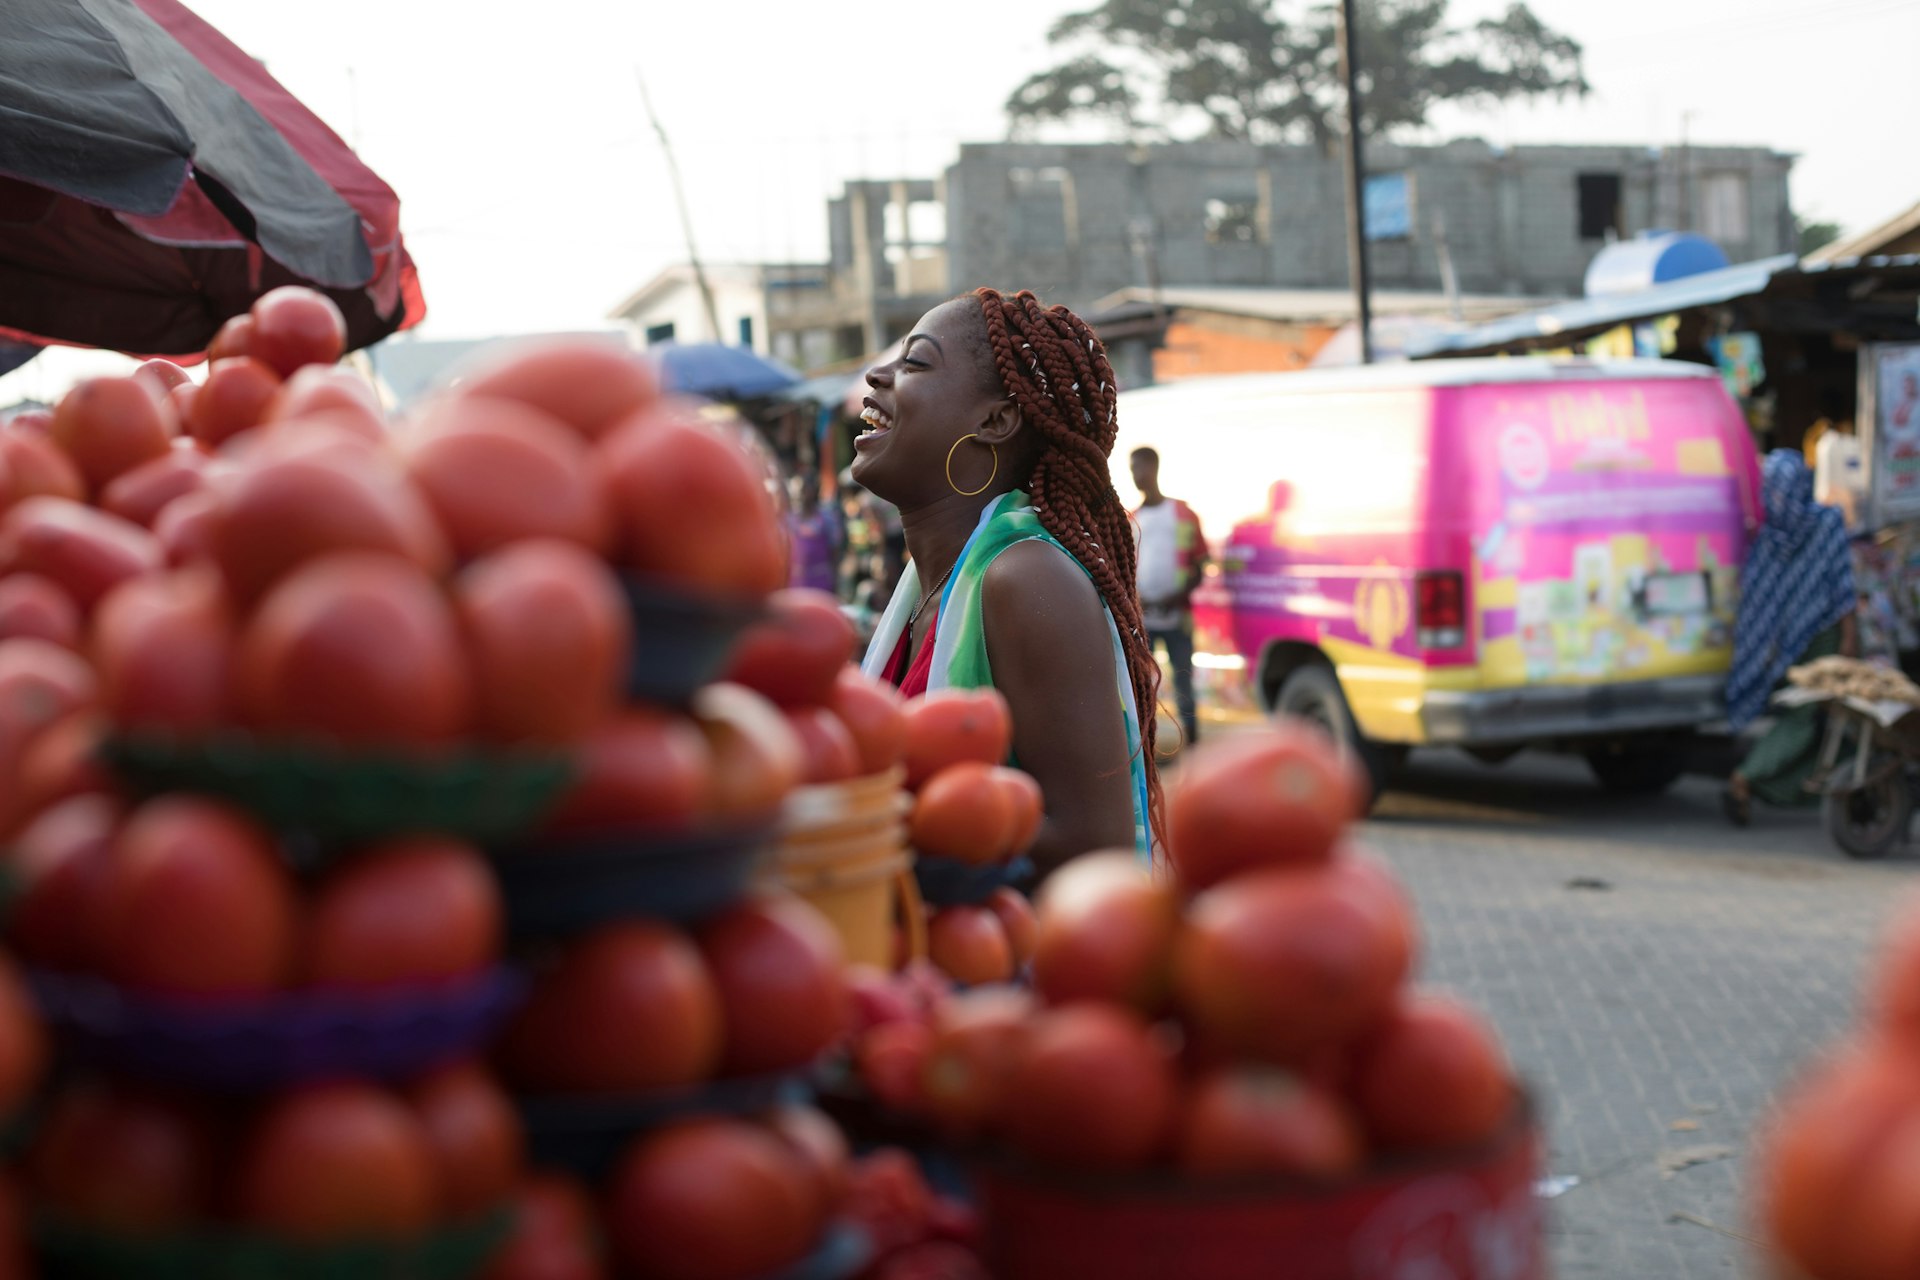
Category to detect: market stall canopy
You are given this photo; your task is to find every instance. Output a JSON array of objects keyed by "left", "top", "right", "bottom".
[
  {"left": 0, "top": 0, "right": 424, "bottom": 359},
  {"left": 650, "top": 342, "right": 800, "bottom": 402}
]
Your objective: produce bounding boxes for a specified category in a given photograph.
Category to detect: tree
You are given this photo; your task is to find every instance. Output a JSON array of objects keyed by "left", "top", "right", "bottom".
[
  {"left": 1005, "top": 0, "right": 1590, "bottom": 151},
  {"left": 1796, "top": 216, "right": 1842, "bottom": 258}
]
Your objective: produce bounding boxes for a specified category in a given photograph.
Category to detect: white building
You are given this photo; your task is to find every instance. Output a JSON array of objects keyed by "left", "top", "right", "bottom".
[{"left": 609, "top": 263, "right": 839, "bottom": 366}]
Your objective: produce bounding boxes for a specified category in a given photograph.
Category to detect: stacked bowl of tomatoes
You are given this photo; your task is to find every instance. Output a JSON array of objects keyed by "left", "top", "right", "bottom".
[
  {"left": 824, "top": 726, "right": 1544, "bottom": 1280},
  {"left": 0, "top": 291, "right": 880, "bottom": 1280}
]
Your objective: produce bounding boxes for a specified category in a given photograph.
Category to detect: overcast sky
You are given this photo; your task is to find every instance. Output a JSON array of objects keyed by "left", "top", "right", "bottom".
[{"left": 5, "top": 0, "right": 1915, "bottom": 403}]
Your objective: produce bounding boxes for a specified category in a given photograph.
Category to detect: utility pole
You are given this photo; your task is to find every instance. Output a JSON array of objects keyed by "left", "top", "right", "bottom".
[
  {"left": 636, "top": 67, "right": 723, "bottom": 343},
  {"left": 1336, "top": 0, "right": 1374, "bottom": 365}
]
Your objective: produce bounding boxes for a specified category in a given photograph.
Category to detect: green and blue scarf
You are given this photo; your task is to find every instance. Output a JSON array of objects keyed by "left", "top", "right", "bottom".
[{"left": 860, "top": 490, "right": 1151, "bottom": 856}]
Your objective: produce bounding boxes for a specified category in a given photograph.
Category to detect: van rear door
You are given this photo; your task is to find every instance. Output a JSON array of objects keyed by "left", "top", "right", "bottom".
[{"left": 1437, "top": 373, "right": 1756, "bottom": 693}]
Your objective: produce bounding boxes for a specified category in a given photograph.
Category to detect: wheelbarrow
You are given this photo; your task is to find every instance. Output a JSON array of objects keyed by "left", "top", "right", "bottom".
[{"left": 1781, "top": 687, "right": 1920, "bottom": 859}]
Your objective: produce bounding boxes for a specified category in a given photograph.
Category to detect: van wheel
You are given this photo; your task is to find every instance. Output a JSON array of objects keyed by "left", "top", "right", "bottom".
[
  {"left": 1275, "top": 665, "right": 1394, "bottom": 805},
  {"left": 1584, "top": 742, "right": 1688, "bottom": 794}
]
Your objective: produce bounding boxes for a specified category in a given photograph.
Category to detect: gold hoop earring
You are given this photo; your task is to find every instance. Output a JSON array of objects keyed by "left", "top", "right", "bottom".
[{"left": 946, "top": 434, "right": 998, "bottom": 497}]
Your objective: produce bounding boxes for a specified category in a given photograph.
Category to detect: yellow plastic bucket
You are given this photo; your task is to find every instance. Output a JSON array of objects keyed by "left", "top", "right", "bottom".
[{"left": 766, "top": 769, "right": 922, "bottom": 968}]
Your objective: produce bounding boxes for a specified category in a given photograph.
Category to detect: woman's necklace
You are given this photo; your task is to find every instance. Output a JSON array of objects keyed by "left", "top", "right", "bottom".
[{"left": 907, "top": 562, "right": 957, "bottom": 632}]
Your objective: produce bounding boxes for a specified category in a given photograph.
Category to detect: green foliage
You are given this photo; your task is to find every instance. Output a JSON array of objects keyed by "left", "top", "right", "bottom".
[
  {"left": 1796, "top": 217, "right": 1842, "bottom": 257},
  {"left": 1004, "top": 0, "right": 1590, "bottom": 149}
]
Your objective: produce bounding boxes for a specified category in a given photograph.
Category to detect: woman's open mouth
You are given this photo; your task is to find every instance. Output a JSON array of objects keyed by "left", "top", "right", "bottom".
[{"left": 854, "top": 402, "right": 894, "bottom": 448}]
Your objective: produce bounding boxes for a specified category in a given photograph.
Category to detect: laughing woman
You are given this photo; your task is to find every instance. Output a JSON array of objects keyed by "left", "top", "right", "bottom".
[{"left": 852, "top": 288, "right": 1159, "bottom": 871}]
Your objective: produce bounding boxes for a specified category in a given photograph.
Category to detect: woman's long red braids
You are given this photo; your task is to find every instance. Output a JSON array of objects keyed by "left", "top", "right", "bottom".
[{"left": 973, "top": 287, "right": 1165, "bottom": 849}]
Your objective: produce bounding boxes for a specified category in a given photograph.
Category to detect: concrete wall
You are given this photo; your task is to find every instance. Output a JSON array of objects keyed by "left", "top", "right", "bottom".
[{"left": 942, "top": 140, "right": 1796, "bottom": 309}]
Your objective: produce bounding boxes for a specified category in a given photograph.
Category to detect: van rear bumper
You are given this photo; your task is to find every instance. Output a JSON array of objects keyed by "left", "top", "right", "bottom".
[{"left": 1418, "top": 675, "right": 1726, "bottom": 746}]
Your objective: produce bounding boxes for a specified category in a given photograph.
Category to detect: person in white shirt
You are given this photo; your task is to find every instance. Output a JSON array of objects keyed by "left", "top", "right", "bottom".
[{"left": 1130, "top": 446, "right": 1208, "bottom": 747}]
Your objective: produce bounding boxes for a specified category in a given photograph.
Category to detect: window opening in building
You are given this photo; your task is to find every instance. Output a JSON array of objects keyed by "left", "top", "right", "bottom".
[
  {"left": 1577, "top": 173, "right": 1624, "bottom": 241},
  {"left": 1204, "top": 197, "right": 1262, "bottom": 245},
  {"left": 737, "top": 317, "right": 754, "bottom": 348},
  {"left": 1700, "top": 174, "right": 1750, "bottom": 244},
  {"left": 1009, "top": 167, "right": 1071, "bottom": 252},
  {"left": 644, "top": 322, "right": 676, "bottom": 346}
]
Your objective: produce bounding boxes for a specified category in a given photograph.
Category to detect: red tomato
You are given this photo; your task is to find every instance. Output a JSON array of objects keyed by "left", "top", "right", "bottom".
[
  {"left": 234, "top": 552, "right": 473, "bottom": 746},
  {"left": 0, "top": 574, "right": 80, "bottom": 649},
  {"left": 456, "top": 340, "right": 658, "bottom": 441},
  {"left": 998, "top": 768, "right": 1044, "bottom": 855},
  {"left": 765, "top": 1105, "right": 851, "bottom": 1225},
  {"left": 265, "top": 365, "right": 386, "bottom": 435},
  {"left": 784, "top": 705, "right": 862, "bottom": 784},
  {"left": 29, "top": 1079, "right": 222, "bottom": 1230},
  {"left": 855, "top": 1020, "right": 935, "bottom": 1115},
  {"left": 407, "top": 1063, "right": 524, "bottom": 1216},
  {"left": 902, "top": 690, "right": 1012, "bottom": 789},
  {"left": 167, "top": 382, "right": 200, "bottom": 428},
  {"left": 1761, "top": 1043, "right": 1920, "bottom": 1280},
  {"left": 1173, "top": 860, "right": 1413, "bottom": 1065},
  {"left": 134, "top": 359, "right": 191, "bottom": 395},
  {"left": 595, "top": 409, "right": 786, "bottom": 597},
  {"left": 99, "top": 449, "right": 209, "bottom": 529},
  {"left": 482, "top": 1173, "right": 610, "bottom": 1280},
  {"left": 0, "top": 638, "right": 97, "bottom": 818},
  {"left": 723, "top": 589, "right": 855, "bottom": 708},
  {"left": 234, "top": 1083, "right": 440, "bottom": 1239},
  {"left": 919, "top": 987, "right": 1035, "bottom": 1139},
  {"left": 0, "top": 954, "right": 45, "bottom": 1116},
  {"left": 699, "top": 895, "right": 850, "bottom": 1076},
  {"left": 50, "top": 376, "right": 174, "bottom": 490},
  {"left": 1029, "top": 851, "right": 1180, "bottom": 1013},
  {"left": 91, "top": 567, "right": 234, "bottom": 734},
  {"left": 1175, "top": 1067, "right": 1364, "bottom": 1178},
  {"left": 7, "top": 794, "right": 119, "bottom": 971},
  {"left": 400, "top": 397, "right": 612, "bottom": 559},
  {"left": 909, "top": 763, "right": 1018, "bottom": 865},
  {"left": 826, "top": 668, "right": 907, "bottom": 776},
  {"left": 845, "top": 965, "right": 918, "bottom": 1035},
  {"left": 499, "top": 922, "right": 722, "bottom": 1094},
  {"left": 1351, "top": 992, "right": 1511, "bottom": 1153},
  {"left": 692, "top": 684, "right": 805, "bottom": 819},
  {"left": 0, "top": 497, "right": 162, "bottom": 610},
  {"left": 926, "top": 907, "right": 1015, "bottom": 987},
  {"left": 9, "top": 711, "right": 112, "bottom": 828},
  {"left": 154, "top": 489, "right": 220, "bottom": 566},
  {"left": 250, "top": 287, "right": 348, "bottom": 376},
  {"left": 210, "top": 451, "right": 450, "bottom": 604},
  {"left": 986, "top": 887, "right": 1038, "bottom": 967},
  {"left": 1165, "top": 725, "right": 1363, "bottom": 891},
  {"left": 93, "top": 796, "right": 299, "bottom": 995},
  {"left": 302, "top": 838, "right": 502, "bottom": 987},
  {"left": 1871, "top": 891, "right": 1920, "bottom": 1044},
  {"left": 207, "top": 313, "right": 259, "bottom": 362},
  {"left": 544, "top": 710, "right": 712, "bottom": 834},
  {"left": 189, "top": 357, "right": 282, "bottom": 449},
  {"left": 0, "top": 423, "right": 87, "bottom": 506},
  {"left": 457, "top": 541, "right": 629, "bottom": 744},
  {"left": 998, "top": 1005, "right": 1177, "bottom": 1171},
  {"left": 604, "top": 1119, "right": 821, "bottom": 1280}
]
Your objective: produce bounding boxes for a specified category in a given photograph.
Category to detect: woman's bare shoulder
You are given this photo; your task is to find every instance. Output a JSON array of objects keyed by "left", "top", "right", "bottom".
[{"left": 981, "top": 538, "right": 1105, "bottom": 630}]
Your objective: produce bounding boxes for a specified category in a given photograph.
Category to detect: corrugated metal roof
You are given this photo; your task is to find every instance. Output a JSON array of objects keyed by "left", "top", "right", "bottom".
[{"left": 1406, "top": 255, "right": 1801, "bottom": 359}]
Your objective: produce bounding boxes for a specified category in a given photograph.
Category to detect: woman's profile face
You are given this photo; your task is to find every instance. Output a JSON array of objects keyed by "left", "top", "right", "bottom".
[{"left": 849, "top": 298, "right": 1005, "bottom": 508}]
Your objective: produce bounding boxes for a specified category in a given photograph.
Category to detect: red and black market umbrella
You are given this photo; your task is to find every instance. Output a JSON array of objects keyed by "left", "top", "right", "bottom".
[{"left": 0, "top": 0, "right": 425, "bottom": 361}]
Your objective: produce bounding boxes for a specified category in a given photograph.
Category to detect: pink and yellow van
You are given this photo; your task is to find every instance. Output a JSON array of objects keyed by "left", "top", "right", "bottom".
[{"left": 1113, "top": 359, "right": 1762, "bottom": 794}]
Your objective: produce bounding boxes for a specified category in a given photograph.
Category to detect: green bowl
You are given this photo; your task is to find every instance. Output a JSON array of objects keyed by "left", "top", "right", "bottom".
[
  {"left": 32, "top": 1209, "right": 512, "bottom": 1280},
  {"left": 99, "top": 732, "right": 575, "bottom": 850}
]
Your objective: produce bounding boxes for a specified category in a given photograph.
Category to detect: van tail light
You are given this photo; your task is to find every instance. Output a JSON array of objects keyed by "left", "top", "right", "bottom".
[{"left": 1416, "top": 571, "right": 1466, "bottom": 650}]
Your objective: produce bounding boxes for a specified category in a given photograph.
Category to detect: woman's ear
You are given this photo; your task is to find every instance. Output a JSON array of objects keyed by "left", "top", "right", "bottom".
[{"left": 976, "top": 395, "right": 1024, "bottom": 448}]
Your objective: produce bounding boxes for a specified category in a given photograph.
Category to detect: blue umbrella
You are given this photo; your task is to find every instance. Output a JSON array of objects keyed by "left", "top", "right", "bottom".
[{"left": 650, "top": 342, "right": 801, "bottom": 402}]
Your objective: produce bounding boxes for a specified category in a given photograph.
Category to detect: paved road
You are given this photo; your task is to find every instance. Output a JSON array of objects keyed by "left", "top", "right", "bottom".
[{"left": 1358, "top": 751, "right": 1918, "bottom": 1279}]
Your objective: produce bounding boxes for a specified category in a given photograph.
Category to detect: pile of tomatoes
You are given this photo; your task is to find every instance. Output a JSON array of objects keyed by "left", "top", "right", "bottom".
[
  {"left": 0, "top": 289, "right": 889, "bottom": 1280},
  {"left": 835, "top": 726, "right": 1518, "bottom": 1187},
  {"left": 1757, "top": 895, "right": 1920, "bottom": 1280}
]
